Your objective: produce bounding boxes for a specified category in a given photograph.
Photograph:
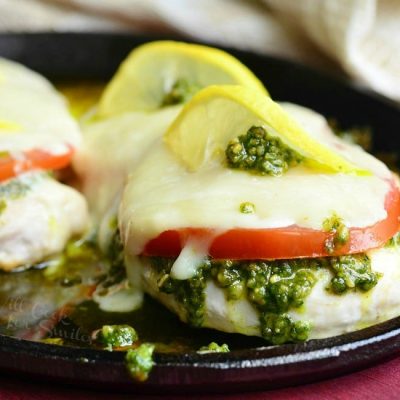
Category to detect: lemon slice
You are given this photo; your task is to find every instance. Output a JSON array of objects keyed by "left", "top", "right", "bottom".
[
  {"left": 98, "top": 41, "right": 267, "bottom": 117},
  {"left": 164, "top": 85, "right": 369, "bottom": 175}
]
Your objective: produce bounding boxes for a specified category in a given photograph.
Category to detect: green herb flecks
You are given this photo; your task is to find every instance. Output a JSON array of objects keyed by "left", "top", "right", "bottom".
[
  {"left": 0, "top": 176, "right": 31, "bottom": 199},
  {"left": 226, "top": 126, "right": 303, "bottom": 176},
  {"left": 385, "top": 232, "right": 400, "bottom": 248},
  {"left": 197, "top": 342, "right": 230, "bottom": 354},
  {"left": 260, "top": 313, "right": 310, "bottom": 345},
  {"left": 125, "top": 343, "right": 155, "bottom": 382},
  {"left": 161, "top": 79, "right": 200, "bottom": 106},
  {"left": 240, "top": 202, "right": 255, "bottom": 214},
  {"left": 0, "top": 199, "right": 6, "bottom": 215},
  {"left": 323, "top": 213, "right": 350, "bottom": 254},
  {"left": 95, "top": 324, "right": 138, "bottom": 350},
  {"left": 99, "top": 227, "right": 127, "bottom": 289}
]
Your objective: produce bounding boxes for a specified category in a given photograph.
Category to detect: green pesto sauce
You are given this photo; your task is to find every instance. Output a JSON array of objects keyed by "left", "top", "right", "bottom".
[
  {"left": 197, "top": 342, "right": 230, "bottom": 354},
  {"left": 43, "top": 236, "right": 100, "bottom": 285},
  {"left": 95, "top": 324, "right": 138, "bottom": 350},
  {"left": 161, "top": 79, "right": 200, "bottom": 106},
  {"left": 322, "top": 213, "right": 350, "bottom": 254},
  {"left": 225, "top": 126, "right": 303, "bottom": 176},
  {"left": 386, "top": 232, "right": 400, "bottom": 248},
  {"left": 98, "top": 228, "right": 127, "bottom": 290},
  {"left": 150, "top": 254, "right": 379, "bottom": 345},
  {"left": 125, "top": 343, "right": 155, "bottom": 382},
  {"left": 240, "top": 202, "right": 255, "bottom": 214},
  {"left": 326, "top": 254, "right": 380, "bottom": 294},
  {"left": 0, "top": 199, "right": 6, "bottom": 215},
  {"left": 0, "top": 172, "right": 49, "bottom": 216},
  {"left": 0, "top": 176, "right": 31, "bottom": 199}
]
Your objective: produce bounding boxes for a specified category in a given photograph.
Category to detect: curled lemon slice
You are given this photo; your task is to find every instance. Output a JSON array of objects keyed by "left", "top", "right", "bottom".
[
  {"left": 98, "top": 41, "right": 267, "bottom": 117},
  {"left": 164, "top": 85, "right": 369, "bottom": 175}
]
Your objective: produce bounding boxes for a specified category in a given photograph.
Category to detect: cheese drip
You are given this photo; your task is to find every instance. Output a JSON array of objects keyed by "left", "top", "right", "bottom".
[{"left": 170, "top": 236, "right": 211, "bottom": 280}]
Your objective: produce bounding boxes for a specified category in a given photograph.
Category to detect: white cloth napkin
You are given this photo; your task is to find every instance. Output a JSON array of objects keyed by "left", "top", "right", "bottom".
[{"left": 0, "top": 0, "right": 399, "bottom": 102}]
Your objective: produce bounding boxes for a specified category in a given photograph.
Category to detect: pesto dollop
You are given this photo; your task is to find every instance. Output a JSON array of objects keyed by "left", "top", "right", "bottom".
[
  {"left": 239, "top": 202, "right": 255, "bottom": 214},
  {"left": 225, "top": 126, "right": 303, "bottom": 176},
  {"left": 260, "top": 313, "right": 310, "bottom": 345},
  {"left": 323, "top": 213, "right": 350, "bottom": 254},
  {"left": 125, "top": 343, "right": 155, "bottom": 382},
  {"left": 161, "top": 79, "right": 200, "bottom": 106},
  {"left": 95, "top": 324, "right": 138, "bottom": 350},
  {"left": 197, "top": 342, "right": 230, "bottom": 354},
  {"left": 326, "top": 254, "right": 379, "bottom": 294}
]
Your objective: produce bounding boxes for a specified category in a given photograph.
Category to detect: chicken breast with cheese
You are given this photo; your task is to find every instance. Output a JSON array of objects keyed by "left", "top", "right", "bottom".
[
  {"left": 118, "top": 87, "right": 400, "bottom": 344},
  {"left": 0, "top": 58, "right": 88, "bottom": 271}
]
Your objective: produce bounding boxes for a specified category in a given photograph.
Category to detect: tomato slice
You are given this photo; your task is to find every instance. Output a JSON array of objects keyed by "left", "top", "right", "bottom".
[
  {"left": 0, "top": 145, "right": 74, "bottom": 182},
  {"left": 143, "top": 182, "right": 400, "bottom": 259}
]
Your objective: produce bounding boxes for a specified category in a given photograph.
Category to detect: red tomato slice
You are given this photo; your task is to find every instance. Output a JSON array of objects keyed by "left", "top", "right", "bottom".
[
  {"left": 0, "top": 145, "right": 74, "bottom": 182},
  {"left": 143, "top": 181, "right": 400, "bottom": 260}
]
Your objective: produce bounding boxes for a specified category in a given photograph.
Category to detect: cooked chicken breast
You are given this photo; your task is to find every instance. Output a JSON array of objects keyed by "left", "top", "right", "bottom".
[{"left": 0, "top": 173, "right": 88, "bottom": 271}]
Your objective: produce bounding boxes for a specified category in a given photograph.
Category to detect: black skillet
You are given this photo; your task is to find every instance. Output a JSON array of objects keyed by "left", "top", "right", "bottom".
[{"left": 0, "top": 33, "right": 400, "bottom": 394}]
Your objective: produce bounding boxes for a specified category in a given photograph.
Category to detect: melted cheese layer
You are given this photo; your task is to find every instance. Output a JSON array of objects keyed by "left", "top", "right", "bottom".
[
  {"left": 0, "top": 58, "right": 81, "bottom": 154},
  {"left": 120, "top": 104, "right": 391, "bottom": 256},
  {"left": 74, "top": 106, "right": 181, "bottom": 225}
]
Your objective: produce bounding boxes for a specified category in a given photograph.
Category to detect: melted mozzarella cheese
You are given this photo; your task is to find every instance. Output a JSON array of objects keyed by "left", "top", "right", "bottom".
[
  {"left": 281, "top": 103, "right": 389, "bottom": 177},
  {"left": 137, "top": 246, "right": 400, "bottom": 339},
  {"left": 119, "top": 104, "right": 391, "bottom": 256},
  {"left": 0, "top": 173, "right": 88, "bottom": 271},
  {"left": 170, "top": 236, "right": 211, "bottom": 280},
  {"left": 74, "top": 106, "right": 181, "bottom": 236},
  {"left": 0, "top": 57, "right": 81, "bottom": 154}
]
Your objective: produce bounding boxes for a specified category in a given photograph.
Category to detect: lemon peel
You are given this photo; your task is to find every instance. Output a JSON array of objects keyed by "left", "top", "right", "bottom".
[
  {"left": 98, "top": 41, "right": 267, "bottom": 117},
  {"left": 164, "top": 85, "right": 369, "bottom": 175}
]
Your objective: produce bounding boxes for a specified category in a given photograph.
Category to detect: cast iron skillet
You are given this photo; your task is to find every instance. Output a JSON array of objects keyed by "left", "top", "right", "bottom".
[{"left": 1, "top": 33, "right": 400, "bottom": 394}]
